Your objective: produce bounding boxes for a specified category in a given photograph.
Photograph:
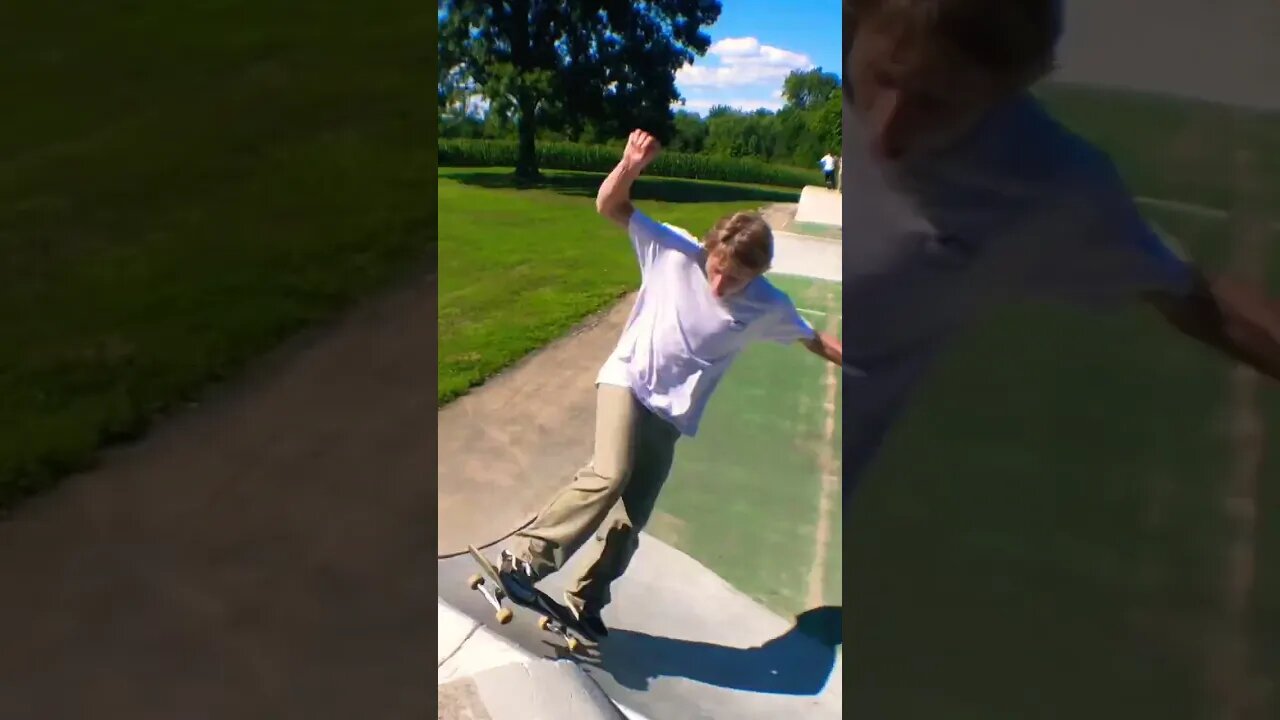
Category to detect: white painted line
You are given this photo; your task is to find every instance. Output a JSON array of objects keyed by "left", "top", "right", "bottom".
[
  {"left": 806, "top": 316, "right": 841, "bottom": 608},
  {"left": 1136, "top": 196, "right": 1280, "bottom": 229},
  {"left": 798, "top": 307, "right": 842, "bottom": 319}
]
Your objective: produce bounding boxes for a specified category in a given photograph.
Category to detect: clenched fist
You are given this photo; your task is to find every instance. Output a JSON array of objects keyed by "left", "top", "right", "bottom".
[{"left": 623, "top": 129, "right": 662, "bottom": 171}]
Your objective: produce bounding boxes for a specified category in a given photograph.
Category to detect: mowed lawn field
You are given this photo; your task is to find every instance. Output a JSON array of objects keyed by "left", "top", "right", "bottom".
[
  {"left": 436, "top": 167, "right": 800, "bottom": 404},
  {"left": 0, "top": 1, "right": 434, "bottom": 511},
  {"left": 849, "top": 86, "right": 1280, "bottom": 717}
]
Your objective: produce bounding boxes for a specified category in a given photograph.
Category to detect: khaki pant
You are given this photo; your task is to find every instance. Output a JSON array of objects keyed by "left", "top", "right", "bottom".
[{"left": 509, "top": 383, "right": 681, "bottom": 610}]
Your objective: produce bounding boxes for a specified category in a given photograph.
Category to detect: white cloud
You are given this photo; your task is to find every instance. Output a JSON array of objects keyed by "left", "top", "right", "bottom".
[
  {"left": 676, "top": 36, "right": 814, "bottom": 88},
  {"left": 674, "top": 36, "right": 813, "bottom": 116}
]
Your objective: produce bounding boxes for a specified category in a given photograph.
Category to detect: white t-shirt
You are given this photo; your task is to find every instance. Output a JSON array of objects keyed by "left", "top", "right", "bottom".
[
  {"left": 820, "top": 154, "right": 837, "bottom": 172},
  {"left": 840, "top": 92, "right": 1196, "bottom": 482},
  {"left": 597, "top": 212, "right": 816, "bottom": 437}
]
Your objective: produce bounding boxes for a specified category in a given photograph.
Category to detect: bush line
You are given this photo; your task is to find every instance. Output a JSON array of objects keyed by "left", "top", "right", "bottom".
[{"left": 439, "top": 139, "right": 819, "bottom": 188}]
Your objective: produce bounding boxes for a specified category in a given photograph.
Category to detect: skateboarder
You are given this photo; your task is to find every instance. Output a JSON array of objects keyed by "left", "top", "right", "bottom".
[
  {"left": 493, "top": 129, "right": 844, "bottom": 638},
  {"left": 819, "top": 152, "right": 838, "bottom": 189},
  {"left": 839, "top": 0, "right": 1280, "bottom": 497}
]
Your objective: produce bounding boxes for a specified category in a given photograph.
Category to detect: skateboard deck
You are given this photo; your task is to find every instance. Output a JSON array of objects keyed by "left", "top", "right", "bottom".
[{"left": 464, "top": 545, "right": 599, "bottom": 654}]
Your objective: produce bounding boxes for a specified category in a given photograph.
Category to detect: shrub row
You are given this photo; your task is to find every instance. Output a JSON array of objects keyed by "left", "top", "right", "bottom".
[{"left": 439, "top": 139, "right": 819, "bottom": 188}]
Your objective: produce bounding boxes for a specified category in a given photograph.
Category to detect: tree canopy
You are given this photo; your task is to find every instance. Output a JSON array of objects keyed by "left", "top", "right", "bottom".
[
  {"left": 663, "top": 68, "right": 842, "bottom": 168},
  {"left": 439, "top": 0, "right": 722, "bottom": 177}
]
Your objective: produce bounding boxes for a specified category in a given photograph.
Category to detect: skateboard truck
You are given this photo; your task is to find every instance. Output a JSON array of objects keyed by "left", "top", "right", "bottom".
[
  {"left": 535, "top": 613, "right": 585, "bottom": 654},
  {"left": 467, "top": 572, "right": 513, "bottom": 625},
  {"left": 464, "top": 545, "right": 594, "bottom": 654}
]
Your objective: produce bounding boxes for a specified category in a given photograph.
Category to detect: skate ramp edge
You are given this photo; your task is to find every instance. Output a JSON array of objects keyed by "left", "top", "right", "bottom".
[
  {"left": 438, "top": 599, "right": 647, "bottom": 720},
  {"left": 794, "top": 185, "right": 842, "bottom": 227}
]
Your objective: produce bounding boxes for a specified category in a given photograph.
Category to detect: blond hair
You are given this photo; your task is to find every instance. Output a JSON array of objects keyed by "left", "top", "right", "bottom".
[
  {"left": 847, "top": 0, "right": 1062, "bottom": 85},
  {"left": 702, "top": 212, "right": 773, "bottom": 272}
]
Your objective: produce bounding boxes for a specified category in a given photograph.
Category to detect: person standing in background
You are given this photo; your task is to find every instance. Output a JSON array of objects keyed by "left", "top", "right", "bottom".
[{"left": 819, "top": 151, "right": 838, "bottom": 189}]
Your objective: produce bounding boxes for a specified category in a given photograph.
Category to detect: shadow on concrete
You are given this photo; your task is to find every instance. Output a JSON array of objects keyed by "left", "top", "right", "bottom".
[
  {"left": 595, "top": 605, "right": 841, "bottom": 696},
  {"left": 446, "top": 171, "right": 800, "bottom": 205}
]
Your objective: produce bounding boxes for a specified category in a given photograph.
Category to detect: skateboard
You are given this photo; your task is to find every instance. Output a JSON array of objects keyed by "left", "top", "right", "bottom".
[{"left": 464, "top": 545, "right": 599, "bottom": 654}]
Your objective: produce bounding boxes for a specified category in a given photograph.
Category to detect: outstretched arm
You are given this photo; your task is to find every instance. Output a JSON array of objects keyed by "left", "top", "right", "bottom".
[
  {"left": 596, "top": 129, "right": 662, "bottom": 228},
  {"left": 1146, "top": 269, "right": 1280, "bottom": 382},
  {"left": 801, "top": 331, "right": 843, "bottom": 367}
]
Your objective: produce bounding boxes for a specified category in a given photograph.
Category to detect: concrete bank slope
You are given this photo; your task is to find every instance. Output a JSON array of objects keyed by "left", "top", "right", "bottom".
[
  {"left": 438, "top": 600, "right": 633, "bottom": 720},
  {"left": 794, "top": 185, "right": 842, "bottom": 227},
  {"left": 439, "top": 535, "right": 842, "bottom": 720}
]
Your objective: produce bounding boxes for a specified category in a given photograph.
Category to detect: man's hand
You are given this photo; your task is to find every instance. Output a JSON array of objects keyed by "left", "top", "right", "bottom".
[
  {"left": 801, "top": 331, "right": 843, "bottom": 367},
  {"left": 1147, "top": 270, "right": 1280, "bottom": 382},
  {"left": 596, "top": 129, "right": 662, "bottom": 228},
  {"left": 623, "top": 129, "right": 662, "bottom": 171}
]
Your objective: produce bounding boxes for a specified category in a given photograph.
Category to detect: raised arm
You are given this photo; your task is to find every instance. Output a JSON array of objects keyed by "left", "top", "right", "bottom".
[
  {"left": 1147, "top": 269, "right": 1280, "bottom": 382},
  {"left": 596, "top": 129, "right": 662, "bottom": 228},
  {"left": 802, "top": 331, "right": 843, "bottom": 367}
]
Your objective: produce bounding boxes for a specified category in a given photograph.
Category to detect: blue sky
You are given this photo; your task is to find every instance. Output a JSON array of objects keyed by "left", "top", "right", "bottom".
[{"left": 674, "top": 0, "right": 843, "bottom": 115}]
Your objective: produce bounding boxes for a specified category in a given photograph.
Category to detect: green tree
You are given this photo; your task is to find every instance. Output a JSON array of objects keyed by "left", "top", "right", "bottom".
[
  {"left": 811, "top": 92, "right": 842, "bottom": 155},
  {"left": 439, "top": 0, "right": 721, "bottom": 179},
  {"left": 438, "top": 60, "right": 484, "bottom": 138},
  {"left": 774, "top": 68, "right": 841, "bottom": 166},
  {"left": 781, "top": 67, "right": 840, "bottom": 111},
  {"left": 705, "top": 108, "right": 776, "bottom": 159},
  {"left": 670, "top": 109, "right": 709, "bottom": 153}
]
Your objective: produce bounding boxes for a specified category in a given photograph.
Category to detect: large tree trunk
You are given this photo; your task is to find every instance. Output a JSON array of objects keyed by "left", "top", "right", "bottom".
[{"left": 515, "top": 94, "right": 539, "bottom": 180}]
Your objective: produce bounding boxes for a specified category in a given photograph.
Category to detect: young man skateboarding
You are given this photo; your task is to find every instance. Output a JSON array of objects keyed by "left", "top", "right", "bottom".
[
  {"left": 493, "top": 129, "right": 844, "bottom": 637},
  {"left": 839, "top": 0, "right": 1280, "bottom": 497},
  {"left": 820, "top": 151, "right": 838, "bottom": 189}
]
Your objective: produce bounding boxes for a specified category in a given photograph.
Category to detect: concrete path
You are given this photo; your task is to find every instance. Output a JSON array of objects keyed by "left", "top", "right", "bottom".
[
  {"left": 437, "top": 297, "right": 634, "bottom": 557},
  {"left": 0, "top": 270, "right": 439, "bottom": 719}
]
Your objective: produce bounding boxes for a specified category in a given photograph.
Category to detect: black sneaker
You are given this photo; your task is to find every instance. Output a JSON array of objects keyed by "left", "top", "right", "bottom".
[
  {"left": 497, "top": 549, "right": 538, "bottom": 604},
  {"left": 564, "top": 593, "right": 609, "bottom": 639}
]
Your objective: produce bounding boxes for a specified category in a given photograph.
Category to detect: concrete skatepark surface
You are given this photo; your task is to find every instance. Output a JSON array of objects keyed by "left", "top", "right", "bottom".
[
  {"left": 437, "top": 599, "right": 630, "bottom": 720},
  {"left": 794, "top": 186, "right": 842, "bottom": 228},
  {"left": 439, "top": 537, "right": 841, "bottom": 720}
]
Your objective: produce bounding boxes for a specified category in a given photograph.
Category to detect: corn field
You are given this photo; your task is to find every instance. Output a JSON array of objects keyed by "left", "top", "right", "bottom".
[{"left": 439, "top": 139, "right": 820, "bottom": 188}]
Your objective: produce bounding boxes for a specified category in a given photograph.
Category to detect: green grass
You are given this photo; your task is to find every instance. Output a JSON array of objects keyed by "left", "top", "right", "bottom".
[
  {"left": 439, "top": 138, "right": 823, "bottom": 188},
  {"left": 436, "top": 167, "right": 801, "bottom": 404},
  {"left": 651, "top": 276, "right": 843, "bottom": 616},
  {"left": 1037, "top": 82, "right": 1280, "bottom": 209},
  {"left": 0, "top": 1, "right": 434, "bottom": 511}
]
